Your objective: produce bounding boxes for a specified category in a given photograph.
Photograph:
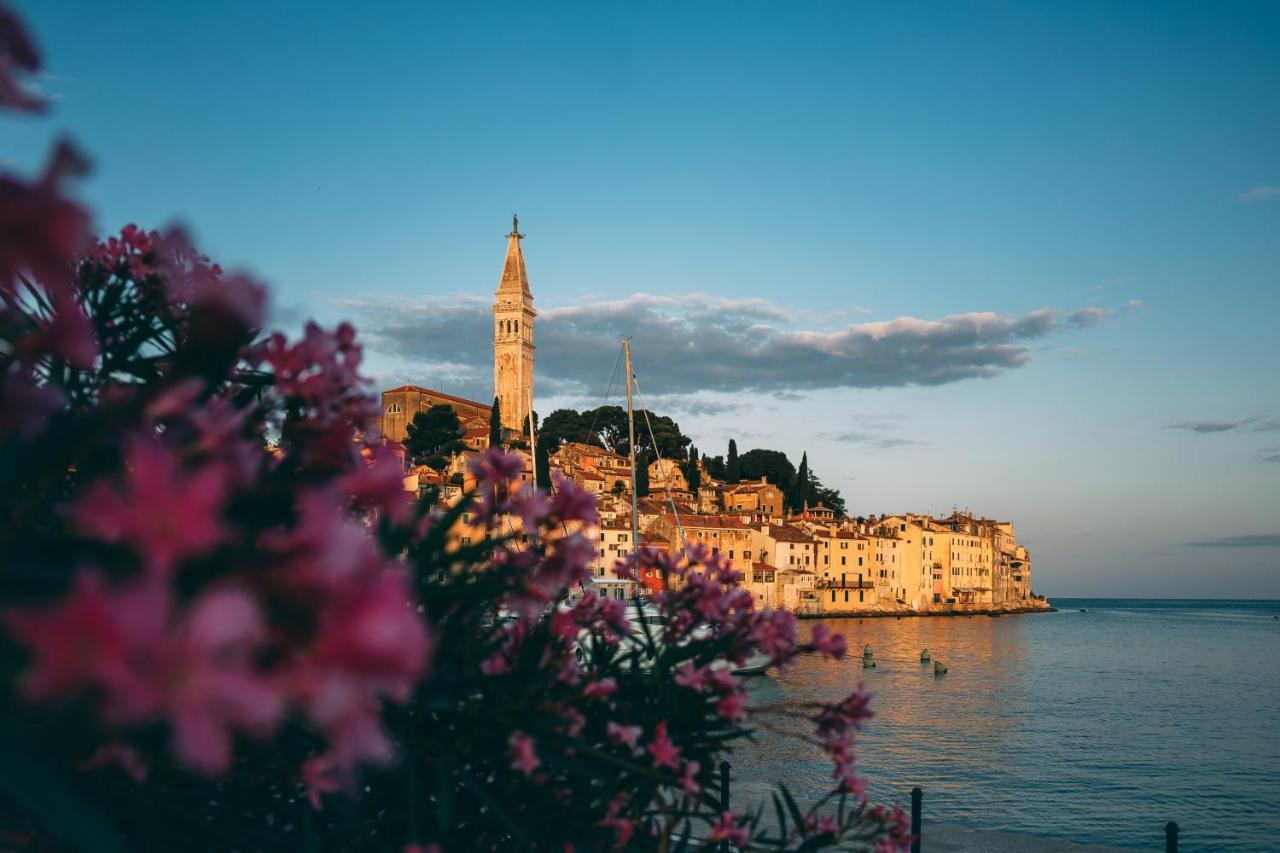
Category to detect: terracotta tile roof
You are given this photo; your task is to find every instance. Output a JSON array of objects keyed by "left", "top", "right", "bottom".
[
  {"left": 663, "top": 513, "right": 750, "bottom": 530},
  {"left": 381, "top": 385, "right": 491, "bottom": 410},
  {"left": 754, "top": 524, "right": 814, "bottom": 543}
]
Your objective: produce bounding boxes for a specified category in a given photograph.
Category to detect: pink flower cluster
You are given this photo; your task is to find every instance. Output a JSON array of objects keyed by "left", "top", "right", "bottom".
[
  {"left": 2, "top": 152, "right": 429, "bottom": 790},
  {"left": 814, "top": 689, "right": 874, "bottom": 797}
]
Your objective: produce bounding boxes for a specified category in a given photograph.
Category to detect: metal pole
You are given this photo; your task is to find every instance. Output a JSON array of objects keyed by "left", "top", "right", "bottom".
[
  {"left": 719, "top": 760, "right": 731, "bottom": 852},
  {"left": 623, "top": 339, "right": 640, "bottom": 594},
  {"left": 910, "top": 787, "right": 922, "bottom": 853},
  {"left": 1165, "top": 821, "right": 1178, "bottom": 853}
]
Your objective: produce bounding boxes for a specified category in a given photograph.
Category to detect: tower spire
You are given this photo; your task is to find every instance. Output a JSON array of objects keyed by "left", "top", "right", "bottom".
[
  {"left": 493, "top": 216, "right": 535, "bottom": 433},
  {"left": 497, "top": 214, "right": 531, "bottom": 298}
]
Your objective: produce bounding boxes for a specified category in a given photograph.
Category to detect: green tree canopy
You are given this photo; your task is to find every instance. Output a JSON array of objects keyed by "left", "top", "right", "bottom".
[
  {"left": 536, "top": 405, "right": 692, "bottom": 462},
  {"left": 725, "top": 439, "right": 740, "bottom": 484},
  {"left": 540, "top": 408, "right": 591, "bottom": 449},
  {"left": 404, "top": 404, "right": 464, "bottom": 467},
  {"left": 703, "top": 453, "right": 725, "bottom": 480},
  {"left": 737, "top": 448, "right": 795, "bottom": 488}
]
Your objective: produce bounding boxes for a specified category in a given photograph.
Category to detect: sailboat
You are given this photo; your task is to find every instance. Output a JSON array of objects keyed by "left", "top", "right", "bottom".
[{"left": 616, "top": 340, "right": 773, "bottom": 677}]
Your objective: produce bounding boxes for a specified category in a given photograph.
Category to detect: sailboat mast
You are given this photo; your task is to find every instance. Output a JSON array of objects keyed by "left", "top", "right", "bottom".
[{"left": 623, "top": 339, "right": 640, "bottom": 578}]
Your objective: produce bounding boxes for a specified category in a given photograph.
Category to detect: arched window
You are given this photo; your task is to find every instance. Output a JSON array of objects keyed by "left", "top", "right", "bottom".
[
  {"left": 514, "top": 320, "right": 519, "bottom": 333},
  {"left": 386, "top": 403, "right": 402, "bottom": 414}
]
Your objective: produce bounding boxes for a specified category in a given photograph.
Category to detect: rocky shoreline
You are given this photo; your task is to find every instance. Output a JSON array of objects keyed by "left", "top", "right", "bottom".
[{"left": 795, "top": 601, "right": 1057, "bottom": 620}]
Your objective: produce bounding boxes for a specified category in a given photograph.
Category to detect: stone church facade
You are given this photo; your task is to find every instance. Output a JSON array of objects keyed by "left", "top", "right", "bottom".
[{"left": 379, "top": 217, "right": 535, "bottom": 444}]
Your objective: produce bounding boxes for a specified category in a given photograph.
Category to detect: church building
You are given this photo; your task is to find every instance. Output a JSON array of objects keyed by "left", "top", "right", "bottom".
[{"left": 378, "top": 217, "right": 536, "bottom": 447}]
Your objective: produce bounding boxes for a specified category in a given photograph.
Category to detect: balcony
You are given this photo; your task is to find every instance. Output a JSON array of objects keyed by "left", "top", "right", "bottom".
[{"left": 815, "top": 578, "right": 875, "bottom": 590}]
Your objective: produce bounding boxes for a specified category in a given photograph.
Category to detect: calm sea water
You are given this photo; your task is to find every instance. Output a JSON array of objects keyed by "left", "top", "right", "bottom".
[{"left": 735, "top": 599, "right": 1280, "bottom": 851}]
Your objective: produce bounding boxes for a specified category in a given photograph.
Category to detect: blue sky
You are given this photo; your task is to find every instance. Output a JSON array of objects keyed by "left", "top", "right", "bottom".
[{"left": 6, "top": 1, "right": 1279, "bottom": 596}]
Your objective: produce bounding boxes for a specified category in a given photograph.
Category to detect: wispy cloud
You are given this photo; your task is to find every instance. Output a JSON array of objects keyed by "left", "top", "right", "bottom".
[
  {"left": 1238, "top": 185, "right": 1280, "bottom": 203},
  {"left": 1184, "top": 533, "right": 1280, "bottom": 548},
  {"left": 1090, "top": 276, "right": 1134, "bottom": 293},
  {"left": 1165, "top": 417, "right": 1280, "bottom": 434},
  {"left": 824, "top": 431, "right": 924, "bottom": 449},
  {"left": 338, "top": 292, "right": 1135, "bottom": 401},
  {"left": 1259, "top": 449, "right": 1280, "bottom": 463}
]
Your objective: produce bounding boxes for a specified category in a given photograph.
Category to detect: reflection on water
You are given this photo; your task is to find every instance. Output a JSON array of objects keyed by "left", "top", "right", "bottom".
[{"left": 735, "top": 600, "right": 1280, "bottom": 851}]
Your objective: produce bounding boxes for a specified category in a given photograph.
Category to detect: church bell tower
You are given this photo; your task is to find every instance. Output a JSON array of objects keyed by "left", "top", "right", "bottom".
[{"left": 493, "top": 215, "right": 535, "bottom": 433}]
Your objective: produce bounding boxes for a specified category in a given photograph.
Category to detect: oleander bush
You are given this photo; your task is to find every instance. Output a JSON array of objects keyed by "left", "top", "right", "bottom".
[{"left": 0, "top": 6, "right": 910, "bottom": 851}]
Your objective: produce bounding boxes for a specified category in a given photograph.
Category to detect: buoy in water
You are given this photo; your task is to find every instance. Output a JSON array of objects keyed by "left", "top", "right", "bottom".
[
  {"left": 1079, "top": 608, "right": 1088, "bottom": 613},
  {"left": 934, "top": 661, "right": 947, "bottom": 675},
  {"left": 920, "top": 649, "right": 931, "bottom": 662}
]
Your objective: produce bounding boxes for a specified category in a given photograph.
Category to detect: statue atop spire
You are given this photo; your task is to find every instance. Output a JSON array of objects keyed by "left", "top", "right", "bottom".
[{"left": 507, "top": 213, "right": 521, "bottom": 240}]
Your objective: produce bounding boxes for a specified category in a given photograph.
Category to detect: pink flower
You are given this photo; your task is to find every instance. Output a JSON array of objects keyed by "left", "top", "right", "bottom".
[
  {"left": 804, "top": 814, "right": 839, "bottom": 836},
  {"left": 548, "top": 473, "right": 598, "bottom": 526},
  {"left": 708, "top": 810, "right": 750, "bottom": 846},
  {"left": 811, "top": 624, "right": 847, "bottom": 660},
  {"left": 313, "top": 569, "right": 433, "bottom": 702},
  {"left": 469, "top": 447, "right": 524, "bottom": 484},
  {"left": 674, "top": 661, "right": 710, "bottom": 692},
  {"left": 508, "top": 730, "right": 540, "bottom": 776},
  {"left": 341, "top": 449, "right": 411, "bottom": 522},
  {"left": 716, "top": 689, "right": 748, "bottom": 723},
  {"left": 299, "top": 676, "right": 395, "bottom": 770},
  {"left": 80, "top": 741, "right": 148, "bottom": 783},
  {"left": 3, "top": 571, "right": 155, "bottom": 707},
  {"left": 582, "top": 677, "right": 617, "bottom": 700},
  {"left": 598, "top": 793, "right": 634, "bottom": 846},
  {"left": 606, "top": 721, "right": 642, "bottom": 753},
  {"left": 0, "top": 4, "right": 45, "bottom": 112},
  {"left": 647, "top": 721, "right": 680, "bottom": 769},
  {"left": 679, "top": 759, "right": 702, "bottom": 798},
  {"left": 301, "top": 752, "right": 342, "bottom": 811},
  {"left": 156, "top": 587, "right": 285, "bottom": 774},
  {"left": 15, "top": 288, "right": 97, "bottom": 369},
  {"left": 558, "top": 706, "right": 586, "bottom": 738},
  {"left": 0, "top": 138, "right": 90, "bottom": 296},
  {"left": 402, "top": 845, "right": 442, "bottom": 853},
  {"left": 69, "top": 438, "right": 230, "bottom": 577},
  {"left": 751, "top": 608, "right": 797, "bottom": 663}
]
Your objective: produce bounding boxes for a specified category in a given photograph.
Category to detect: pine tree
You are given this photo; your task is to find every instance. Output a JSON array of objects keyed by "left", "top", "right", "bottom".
[
  {"left": 489, "top": 397, "right": 502, "bottom": 448},
  {"left": 725, "top": 439, "right": 740, "bottom": 484}
]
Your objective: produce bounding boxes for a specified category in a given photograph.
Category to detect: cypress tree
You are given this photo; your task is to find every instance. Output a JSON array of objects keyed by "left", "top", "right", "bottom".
[
  {"left": 534, "top": 436, "right": 551, "bottom": 489},
  {"left": 725, "top": 439, "right": 740, "bottom": 484},
  {"left": 489, "top": 397, "right": 502, "bottom": 448},
  {"left": 792, "top": 451, "right": 811, "bottom": 512},
  {"left": 684, "top": 444, "right": 702, "bottom": 492}
]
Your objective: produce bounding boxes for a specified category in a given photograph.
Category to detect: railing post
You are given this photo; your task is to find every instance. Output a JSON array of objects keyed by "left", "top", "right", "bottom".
[
  {"left": 1165, "top": 821, "right": 1178, "bottom": 853},
  {"left": 719, "top": 760, "right": 731, "bottom": 852},
  {"left": 910, "top": 786, "right": 922, "bottom": 853}
]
